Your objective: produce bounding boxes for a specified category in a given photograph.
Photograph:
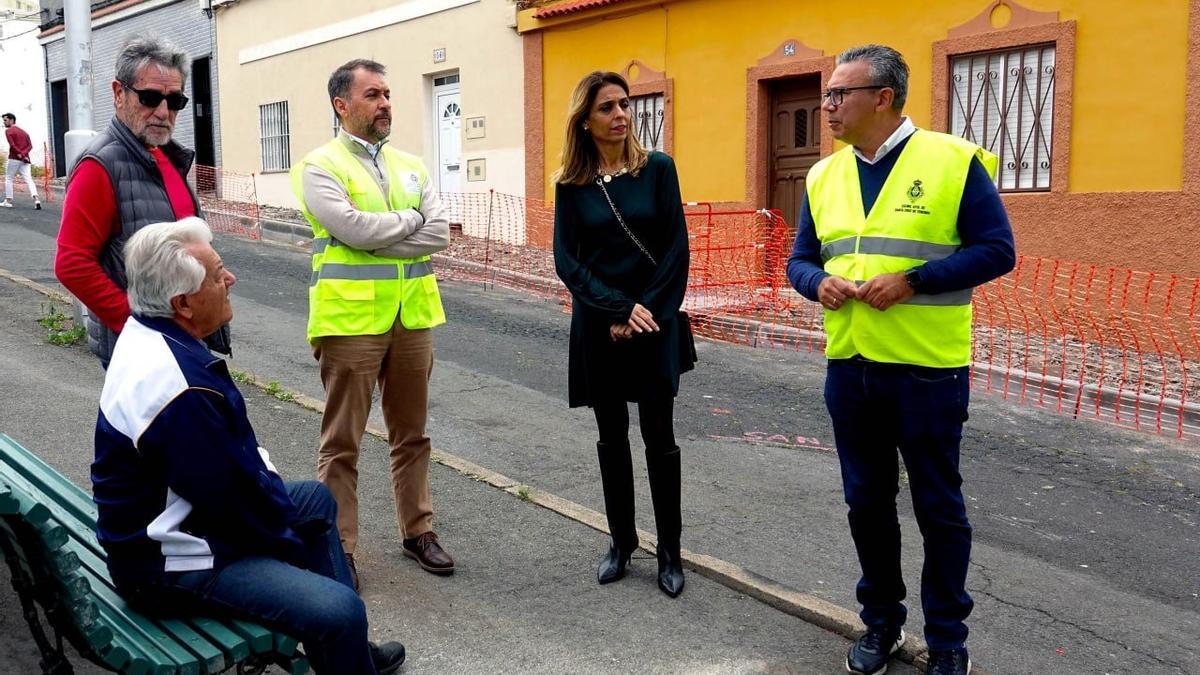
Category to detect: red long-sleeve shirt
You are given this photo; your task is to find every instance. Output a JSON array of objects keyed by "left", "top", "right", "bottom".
[
  {"left": 54, "top": 150, "right": 197, "bottom": 332},
  {"left": 5, "top": 125, "right": 33, "bottom": 163}
]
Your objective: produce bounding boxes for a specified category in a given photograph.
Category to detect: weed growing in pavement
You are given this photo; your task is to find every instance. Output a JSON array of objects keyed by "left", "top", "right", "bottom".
[
  {"left": 263, "top": 380, "right": 295, "bottom": 402},
  {"left": 516, "top": 486, "right": 531, "bottom": 501},
  {"left": 38, "top": 304, "right": 86, "bottom": 346},
  {"left": 229, "top": 369, "right": 254, "bottom": 385}
]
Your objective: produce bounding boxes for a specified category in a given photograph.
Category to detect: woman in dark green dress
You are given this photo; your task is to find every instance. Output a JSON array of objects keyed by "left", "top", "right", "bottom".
[{"left": 553, "top": 71, "right": 695, "bottom": 598}]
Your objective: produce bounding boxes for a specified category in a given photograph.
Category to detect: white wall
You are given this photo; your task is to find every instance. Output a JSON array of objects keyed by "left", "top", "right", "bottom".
[{"left": 0, "top": 15, "right": 49, "bottom": 165}]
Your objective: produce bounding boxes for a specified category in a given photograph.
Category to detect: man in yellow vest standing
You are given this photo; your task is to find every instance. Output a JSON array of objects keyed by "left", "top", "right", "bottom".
[
  {"left": 293, "top": 59, "right": 454, "bottom": 590},
  {"left": 787, "top": 45, "right": 1015, "bottom": 675}
]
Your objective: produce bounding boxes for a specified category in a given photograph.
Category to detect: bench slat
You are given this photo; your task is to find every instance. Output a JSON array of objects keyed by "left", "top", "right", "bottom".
[
  {"left": 187, "top": 618, "right": 251, "bottom": 663},
  {"left": 274, "top": 632, "right": 300, "bottom": 656},
  {"left": 79, "top": 562, "right": 194, "bottom": 672},
  {"left": 0, "top": 433, "right": 98, "bottom": 528},
  {"left": 228, "top": 620, "right": 275, "bottom": 653},
  {"left": 0, "top": 463, "right": 93, "bottom": 552},
  {"left": 0, "top": 480, "right": 18, "bottom": 514},
  {"left": 159, "top": 618, "right": 226, "bottom": 673}
]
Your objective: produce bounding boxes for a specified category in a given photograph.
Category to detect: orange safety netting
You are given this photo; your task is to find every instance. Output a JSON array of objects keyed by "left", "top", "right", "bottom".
[
  {"left": 432, "top": 194, "right": 1199, "bottom": 440},
  {"left": 190, "top": 165, "right": 261, "bottom": 240}
]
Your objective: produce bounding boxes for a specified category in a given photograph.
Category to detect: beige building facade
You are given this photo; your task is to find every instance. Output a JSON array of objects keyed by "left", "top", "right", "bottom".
[{"left": 213, "top": 0, "right": 524, "bottom": 208}]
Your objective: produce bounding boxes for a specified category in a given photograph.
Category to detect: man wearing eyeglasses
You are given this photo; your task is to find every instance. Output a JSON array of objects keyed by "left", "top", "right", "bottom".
[
  {"left": 786, "top": 45, "right": 1015, "bottom": 675},
  {"left": 55, "top": 34, "right": 230, "bottom": 368}
]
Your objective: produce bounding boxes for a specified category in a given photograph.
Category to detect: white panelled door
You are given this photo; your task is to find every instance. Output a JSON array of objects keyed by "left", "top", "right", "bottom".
[{"left": 434, "top": 86, "right": 462, "bottom": 193}]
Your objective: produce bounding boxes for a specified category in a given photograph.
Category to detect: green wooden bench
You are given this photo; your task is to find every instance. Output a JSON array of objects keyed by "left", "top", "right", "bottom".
[{"left": 0, "top": 433, "right": 310, "bottom": 674}]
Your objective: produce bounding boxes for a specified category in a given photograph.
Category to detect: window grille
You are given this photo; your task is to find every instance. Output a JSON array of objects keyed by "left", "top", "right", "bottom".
[
  {"left": 949, "top": 44, "right": 1055, "bottom": 191},
  {"left": 630, "top": 93, "right": 664, "bottom": 152},
  {"left": 259, "top": 101, "right": 291, "bottom": 171}
]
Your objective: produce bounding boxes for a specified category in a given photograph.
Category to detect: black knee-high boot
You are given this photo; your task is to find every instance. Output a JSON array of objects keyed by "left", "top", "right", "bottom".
[
  {"left": 646, "top": 445, "right": 684, "bottom": 597},
  {"left": 596, "top": 440, "right": 637, "bottom": 584}
]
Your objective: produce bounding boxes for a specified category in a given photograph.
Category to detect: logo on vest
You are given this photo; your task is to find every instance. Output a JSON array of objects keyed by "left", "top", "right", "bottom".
[
  {"left": 404, "top": 172, "right": 421, "bottom": 195},
  {"left": 896, "top": 179, "right": 930, "bottom": 215}
]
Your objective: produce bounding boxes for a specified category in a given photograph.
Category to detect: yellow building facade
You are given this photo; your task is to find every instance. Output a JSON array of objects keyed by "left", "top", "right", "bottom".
[
  {"left": 214, "top": 0, "right": 525, "bottom": 209},
  {"left": 519, "top": 0, "right": 1200, "bottom": 275}
]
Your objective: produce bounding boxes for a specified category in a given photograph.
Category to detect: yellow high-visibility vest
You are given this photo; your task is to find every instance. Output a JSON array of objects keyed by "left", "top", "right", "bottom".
[
  {"left": 292, "top": 138, "right": 446, "bottom": 344},
  {"left": 807, "top": 129, "right": 998, "bottom": 368}
]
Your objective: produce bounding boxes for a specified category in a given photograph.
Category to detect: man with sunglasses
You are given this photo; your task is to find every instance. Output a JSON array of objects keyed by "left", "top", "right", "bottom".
[
  {"left": 786, "top": 45, "right": 1015, "bottom": 675},
  {"left": 55, "top": 34, "right": 230, "bottom": 368}
]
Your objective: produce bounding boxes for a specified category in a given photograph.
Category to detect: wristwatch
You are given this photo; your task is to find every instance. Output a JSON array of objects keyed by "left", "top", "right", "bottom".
[{"left": 904, "top": 267, "right": 925, "bottom": 293}]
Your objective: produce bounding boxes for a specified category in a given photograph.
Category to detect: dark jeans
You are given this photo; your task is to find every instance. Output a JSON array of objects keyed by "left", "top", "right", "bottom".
[
  {"left": 824, "top": 358, "right": 974, "bottom": 651},
  {"left": 119, "top": 481, "right": 377, "bottom": 674}
]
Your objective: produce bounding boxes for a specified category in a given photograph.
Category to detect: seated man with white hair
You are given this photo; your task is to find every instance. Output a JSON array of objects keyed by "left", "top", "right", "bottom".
[{"left": 91, "top": 217, "right": 406, "bottom": 674}]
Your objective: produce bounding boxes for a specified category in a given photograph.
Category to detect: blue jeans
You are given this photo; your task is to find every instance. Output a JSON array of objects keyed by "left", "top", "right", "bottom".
[
  {"left": 120, "top": 481, "right": 377, "bottom": 674},
  {"left": 824, "top": 358, "right": 974, "bottom": 650}
]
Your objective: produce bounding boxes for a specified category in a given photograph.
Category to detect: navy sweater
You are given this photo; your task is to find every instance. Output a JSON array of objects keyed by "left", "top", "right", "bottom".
[
  {"left": 93, "top": 315, "right": 307, "bottom": 586},
  {"left": 786, "top": 134, "right": 1016, "bottom": 302}
]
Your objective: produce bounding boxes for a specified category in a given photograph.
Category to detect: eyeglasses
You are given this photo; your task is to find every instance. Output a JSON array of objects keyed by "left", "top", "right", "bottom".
[
  {"left": 820, "top": 85, "right": 888, "bottom": 107},
  {"left": 122, "top": 84, "right": 189, "bottom": 111}
]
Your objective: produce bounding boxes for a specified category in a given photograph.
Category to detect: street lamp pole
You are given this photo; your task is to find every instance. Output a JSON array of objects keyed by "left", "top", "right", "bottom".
[{"left": 63, "top": 0, "right": 96, "bottom": 169}]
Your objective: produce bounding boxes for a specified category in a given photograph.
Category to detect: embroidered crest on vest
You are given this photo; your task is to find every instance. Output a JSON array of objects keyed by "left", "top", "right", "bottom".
[{"left": 906, "top": 179, "right": 925, "bottom": 203}]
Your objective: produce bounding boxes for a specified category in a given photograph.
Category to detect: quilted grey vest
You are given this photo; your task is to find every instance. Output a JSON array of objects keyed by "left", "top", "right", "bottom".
[{"left": 67, "top": 117, "right": 230, "bottom": 364}]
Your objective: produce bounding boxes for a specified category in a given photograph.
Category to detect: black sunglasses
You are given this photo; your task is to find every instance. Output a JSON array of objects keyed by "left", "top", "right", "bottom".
[{"left": 123, "top": 84, "right": 189, "bottom": 111}]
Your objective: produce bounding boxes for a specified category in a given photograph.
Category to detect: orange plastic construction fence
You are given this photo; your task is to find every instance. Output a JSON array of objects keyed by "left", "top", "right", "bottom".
[
  {"left": 431, "top": 194, "right": 1199, "bottom": 440},
  {"left": 190, "top": 165, "right": 261, "bottom": 240}
]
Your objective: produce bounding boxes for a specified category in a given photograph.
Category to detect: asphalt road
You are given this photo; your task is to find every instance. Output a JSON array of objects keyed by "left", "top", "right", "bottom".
[{"left": 1, "top": 201, "right": 1197, "bottom": 673}]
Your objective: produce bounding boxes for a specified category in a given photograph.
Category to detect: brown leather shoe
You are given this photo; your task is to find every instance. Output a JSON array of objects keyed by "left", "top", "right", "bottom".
[
  {"left": 345, "top": 552, "right": 361, "bottom": 592},
  {"left": 402, "top": 531, "right": 455, "bottom": 575}
]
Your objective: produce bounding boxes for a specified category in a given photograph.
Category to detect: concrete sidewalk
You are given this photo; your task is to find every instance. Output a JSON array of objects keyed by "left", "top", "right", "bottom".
[{"left": 0, "top": 276, "right": 916, "bottom": 673}]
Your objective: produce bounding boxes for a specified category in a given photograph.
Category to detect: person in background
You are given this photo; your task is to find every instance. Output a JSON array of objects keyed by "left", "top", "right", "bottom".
[
  {"left": 2, "top": 112, "right": 41, "bottom": 210},
  {"left": 553, "top": 71, "right": 696, "bottom": 598}
]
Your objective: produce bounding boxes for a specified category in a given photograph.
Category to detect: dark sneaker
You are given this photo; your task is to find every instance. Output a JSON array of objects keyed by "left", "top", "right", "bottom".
[
  {"left": 33, "top": 197, "right": 42, "bottom": 210},
  {"left": 345, "top": 552, "right": 360, "bottom": 592},
  {"left": 369, "top": 640, "right": 406, "bottom": 675},
  {"left": 402, "top": 531, "right": 455, "bottom": 575},
  {"left": 846, "top": 627, "right": 905, "bottom": 674},
  {"left": 926, "top": 647, "right": 971, "bottom": 675}
]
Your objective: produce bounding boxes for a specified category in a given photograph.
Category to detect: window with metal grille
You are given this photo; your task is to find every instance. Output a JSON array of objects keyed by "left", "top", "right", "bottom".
[
  {"left": 259, "top": 101, "right": 291, "bottom": 171},
  {"left": 949, "top": 44, "right": 1055, "bottom": 191},
  {"left": 630, "top": 93, "right": 664, "bottom": 152}
]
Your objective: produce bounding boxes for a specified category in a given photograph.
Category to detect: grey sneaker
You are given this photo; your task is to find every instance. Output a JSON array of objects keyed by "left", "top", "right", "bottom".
[
  {"left": 0, "top": 200, "right": 12, "bottom": 208},
  {"left": 926, "top": 647, "right": 971, "bottom": 675},
  {"left": 847, "top": 627, "right": 905, "bottom": 674}
]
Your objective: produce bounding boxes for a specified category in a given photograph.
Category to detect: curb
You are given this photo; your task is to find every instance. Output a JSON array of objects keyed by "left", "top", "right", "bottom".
[{"left": 0, "top": 266, "right": 987, "bottom": 673}]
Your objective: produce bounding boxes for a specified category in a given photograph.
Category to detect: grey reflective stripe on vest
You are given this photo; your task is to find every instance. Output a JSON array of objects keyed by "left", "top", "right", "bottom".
[
  {"left": 851, "top": 280, "right": 973, "bottom": 306},
  {"left": 310, "top": 263, "right": 399, "bottom": 285},
  {"left": 311, "top": 237, "right": 346, "bottom": 254},
  {"left": 821, "top": 236, "right": 961, "bottom": 262},
  {"left": 404, "top": 260, "right": 434, "bottom": 279}
]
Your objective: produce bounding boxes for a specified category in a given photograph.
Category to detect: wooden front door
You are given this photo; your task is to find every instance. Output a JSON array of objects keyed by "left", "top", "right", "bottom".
[{"left": 769, "top": 77, "right": 821, "bottom": 226}]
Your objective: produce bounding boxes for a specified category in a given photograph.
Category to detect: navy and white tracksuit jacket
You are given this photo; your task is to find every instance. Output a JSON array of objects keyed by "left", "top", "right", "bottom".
[{"left": 92, "top": 315, "right": 304, "bottom": 586}]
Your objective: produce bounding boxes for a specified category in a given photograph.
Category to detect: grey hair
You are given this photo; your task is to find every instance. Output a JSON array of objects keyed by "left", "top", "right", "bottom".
[
  {"left": 114, "top": 34, "right": 191, "bottom": 88},
  {"left": 327, "top": 59, "right": 386, "bottom": 119},
  {"left": 837, "top": 44, "right": 909, "bottom": 111},
  {"left": 125, "top": 218, "right": 212, "bottom": 319}
]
